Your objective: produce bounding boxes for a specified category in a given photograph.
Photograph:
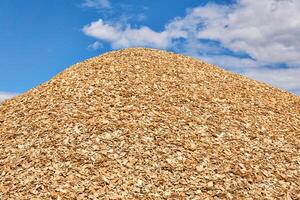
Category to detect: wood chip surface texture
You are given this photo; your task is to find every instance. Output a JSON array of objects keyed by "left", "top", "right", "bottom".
[{"left": 0, "top": 48, "right": 300, "bottom": 199}]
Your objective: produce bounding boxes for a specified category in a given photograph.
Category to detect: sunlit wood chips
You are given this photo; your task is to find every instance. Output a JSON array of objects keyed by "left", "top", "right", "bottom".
[{"left": 0, "top": 48, "right": 300, "bottom": 199}]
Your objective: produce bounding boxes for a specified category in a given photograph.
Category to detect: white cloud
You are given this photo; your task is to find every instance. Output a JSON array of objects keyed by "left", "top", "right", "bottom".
[
  {"left": 88, "top": 41, "right": 103, "bottom": 50},
  {"left": 187, "top": 0, "right": 300, "bottom": 66},
  {"left": 199, "top": 55, "right": 259, "bottom": 69},
  {"left": 83, "top": 0, "right": 300, "bottom": 66},
  {"left": 83, "top": 19, "right": 186, "bottom": 49},
  {"left": 82, "top": 0, "right": 111, "bottom": 9},
  {"left": 0, "top": 92, "right": 17, "bottom": 102},
  {"left": 243, "top": 67, "right": 300, "bottom": 95}
]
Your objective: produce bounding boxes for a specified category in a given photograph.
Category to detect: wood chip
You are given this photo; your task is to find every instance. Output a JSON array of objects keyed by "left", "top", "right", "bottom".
[{"left": 0, "top": 48, "right": 299, "bottom": 199}]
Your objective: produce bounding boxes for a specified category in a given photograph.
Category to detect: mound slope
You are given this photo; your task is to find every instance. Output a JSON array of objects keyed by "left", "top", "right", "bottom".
[{"left": 0, "top": 48, "right": 300, "bottom": 199}]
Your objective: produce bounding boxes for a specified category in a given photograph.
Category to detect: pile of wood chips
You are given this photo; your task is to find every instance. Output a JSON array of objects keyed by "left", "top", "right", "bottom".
[{"left": 0, "top": 48, "right": 299, "bottom": 199}]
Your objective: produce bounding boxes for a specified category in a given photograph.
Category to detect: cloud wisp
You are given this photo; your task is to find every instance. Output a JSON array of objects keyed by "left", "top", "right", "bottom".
[
  {"left": 82, "top": 0, "right": 111, "bottom": 9},
  {"left": 0, "top": 92, "right": 17, "bottom": 102},
  {"left": 88, "top": 41, "right": 103, "bottom": 50}
]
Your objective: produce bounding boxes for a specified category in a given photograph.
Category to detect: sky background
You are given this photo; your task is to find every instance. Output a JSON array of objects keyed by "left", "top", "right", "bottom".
[{"left": 1, "top": 0, "right": 300, "bottom": 101}]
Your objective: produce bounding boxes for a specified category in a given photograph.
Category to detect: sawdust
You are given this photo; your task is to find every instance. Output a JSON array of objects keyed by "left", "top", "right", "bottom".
[{"left": 0, "top": 48, "right": 299, "bottom": 199}]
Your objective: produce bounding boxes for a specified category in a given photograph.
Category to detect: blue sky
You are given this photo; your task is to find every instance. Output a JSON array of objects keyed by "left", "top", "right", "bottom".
[{"left": 1, "top": 0, "right": 299, "bottom": 101}]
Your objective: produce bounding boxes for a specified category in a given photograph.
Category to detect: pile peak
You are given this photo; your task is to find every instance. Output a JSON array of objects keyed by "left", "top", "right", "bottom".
[{"left": 0, "top": 48, "right": 299, "bottom": 199}]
